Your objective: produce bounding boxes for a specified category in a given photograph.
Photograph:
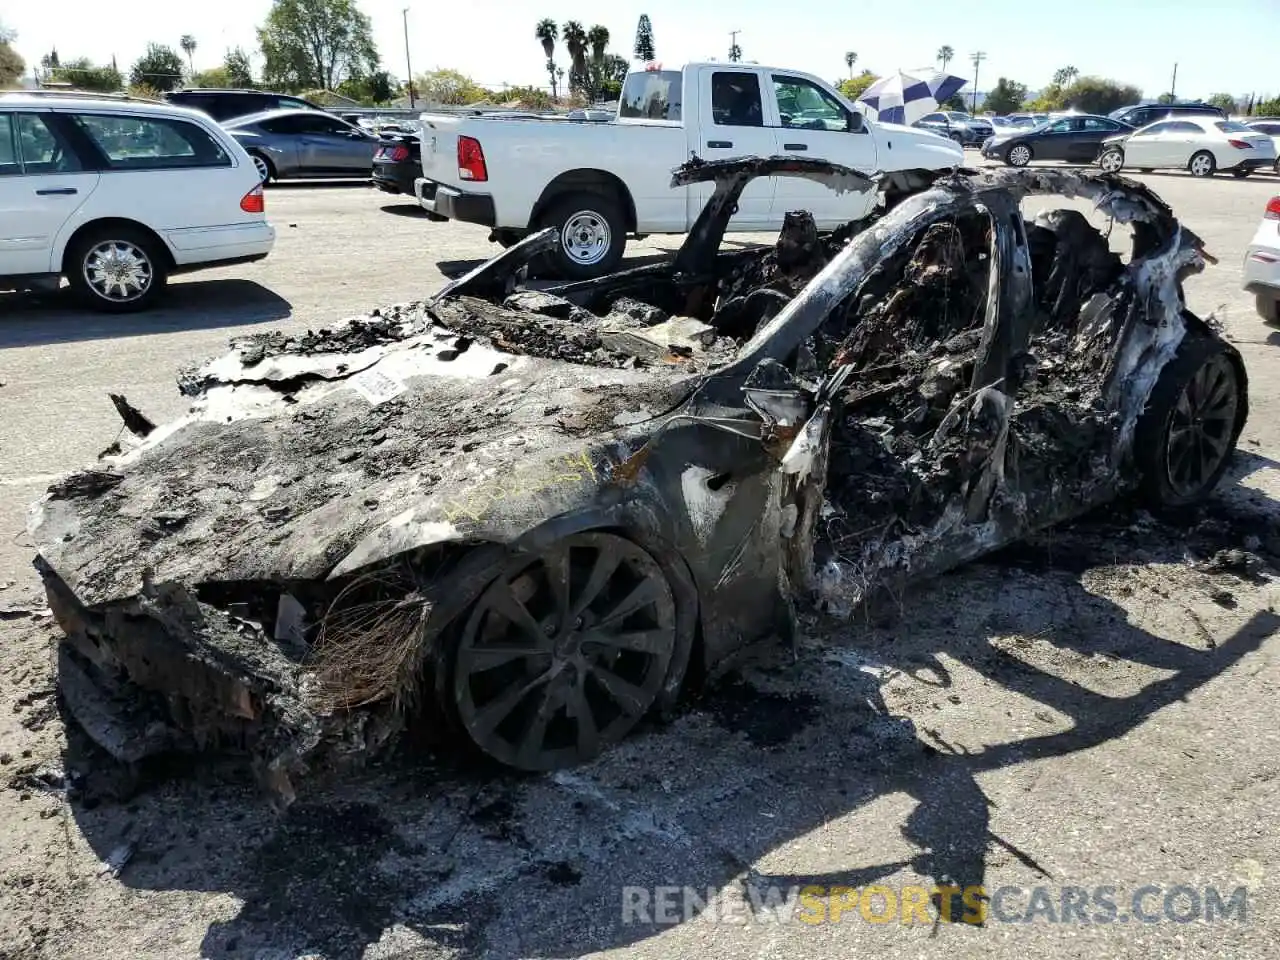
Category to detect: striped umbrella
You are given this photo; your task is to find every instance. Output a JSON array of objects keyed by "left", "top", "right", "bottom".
[{"left": 856, "top": 71, "right": 969, "bottom": 125}]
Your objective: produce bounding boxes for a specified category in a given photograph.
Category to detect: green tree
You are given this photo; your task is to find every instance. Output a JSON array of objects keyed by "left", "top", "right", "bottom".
[
  {"left": 838, "top": 70, "right": 878, "bottom": 102},
  {"left": 588, "top": 25, "right": 609, "bottom": 63},
  {"left": 1028, "top": 83, "right": 1065, "bottom": 112},
  {"left": 130, "top": 43, "right": 185, "bottom": 91},
  {"left": 50, "top": 57, "right": 122, "bottom": 92},
  {"left": 180, "top": 34, "right": 197, "bottom": 76},
  {"left": 1207, "top": 93, "right": 1238, "bottom": 112},
  {"left": 633, "top": 13, "right": 655, "bottom": 62},
  {"left": 224, "top": 47, "right": 254, "bottom": 87},
  {"left": 501, "top": 84, "right": 553, "bottom": 109},
  {"left": 844, "top": 51, "right": 857, "bottom": 78},
  {"left": 936, "top": 45, "right": 953, "bottom": 72},
  {"left": 1060, "top": 76, "right": 1140, "bottom": 115},
  {"left": 535, "top": 18, "right": 558, "bottom": 98},
  {"left": 338, "top": 68, "right": 394, "bottom": 103},
  {"left": 983, "top": 77, "right": 1027, "bottom": 115},
  {"left": 563, "top": 21, "right": 587, "bottom": 93},
  {"left": 258, "top": 0, "right": 378, "bottom": 91},
  {"left": 1052, "top": 65, "right": 1079, "bottom": 88},
  {"left": 0, "top": 20, "right": 23, "bottom": 88},
  {"left": 192, "top": 66, "right": 231, "bottom": 87},
  {"left": 415, "top": 68, "right": 485, "bottom": 105},
  {"left": 1156, "top": 91, "right": 1176, "bottom": 105},
  {"left": 1253, "top": 95, "right": 1280, "bottom": 116}
]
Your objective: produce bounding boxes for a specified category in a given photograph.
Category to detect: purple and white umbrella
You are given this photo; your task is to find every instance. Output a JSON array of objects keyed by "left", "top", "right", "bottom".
[{"left": 856, "top": 71, "right": 968, "bottom": 125}]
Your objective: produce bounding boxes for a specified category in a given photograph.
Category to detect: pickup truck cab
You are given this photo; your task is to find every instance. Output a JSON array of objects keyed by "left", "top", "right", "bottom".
[{"left": 413, "top": 62, "right": 963, "bottom": 278}]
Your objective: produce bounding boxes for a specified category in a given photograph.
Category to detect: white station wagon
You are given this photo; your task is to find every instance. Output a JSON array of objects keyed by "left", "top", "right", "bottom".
[{"left": 0, "top": 92, "right": 275, "bottom": 311}]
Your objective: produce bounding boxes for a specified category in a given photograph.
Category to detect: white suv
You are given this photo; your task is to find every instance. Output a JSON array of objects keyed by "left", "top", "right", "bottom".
[{"left": 0, "top": 92, "right": 275, "bottom": 312}]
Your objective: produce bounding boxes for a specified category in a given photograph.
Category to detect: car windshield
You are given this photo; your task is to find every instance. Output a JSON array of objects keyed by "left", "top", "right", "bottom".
[{"left": 1215, "top": 120, "right": 1251, "bottom": 133}]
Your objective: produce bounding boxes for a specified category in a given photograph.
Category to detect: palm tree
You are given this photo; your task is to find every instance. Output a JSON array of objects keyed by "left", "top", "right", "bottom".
[
  {"left": 563, "top": 20, "right": 587, "bottom": 90},
  {"left": 180, "top": 34, "right": 197, "bottom": 77},
  {"left": 844, "top": 51, "right": 857, "bottom": 78},
  {"left": 535, "top": 19, "right": 558, "bottom": 97},
  {"left": 936, "top": 45, "right": 954, "bottom": 72},
  {"left": 587, "top": 25, "right": 609, "bottom": 64},
  {"left": 1053, "top": 65, "right": 1079, "bottom": 87}
]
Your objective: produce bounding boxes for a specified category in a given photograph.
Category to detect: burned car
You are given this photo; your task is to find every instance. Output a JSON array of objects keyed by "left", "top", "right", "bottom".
[{"left": 30, "top": 159, "right": 1247, "bottom": 797}]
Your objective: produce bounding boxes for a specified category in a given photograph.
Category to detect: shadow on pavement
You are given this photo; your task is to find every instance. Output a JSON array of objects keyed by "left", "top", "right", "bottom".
[
  {"left": 267, "top": 179, "right": 372, "bottom": 190},
  {"left": 0, "top": 280, "right": 292, "bottom": 349},
  {"left": 55, "top": 493, "right": 1280, "bottom": 959},
  {"left": 380, "top": 203, "right": 429, "bottom": 218}
]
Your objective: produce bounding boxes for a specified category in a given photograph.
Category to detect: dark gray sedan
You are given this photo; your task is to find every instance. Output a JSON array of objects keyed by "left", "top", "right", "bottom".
[{"left": 225, "top": 108, "right": 380, "bottom": 183}]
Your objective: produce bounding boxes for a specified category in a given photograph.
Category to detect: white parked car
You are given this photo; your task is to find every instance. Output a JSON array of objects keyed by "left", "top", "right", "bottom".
[
  {"left": 1245, "top": 120, "right": 1280, "bottom": 174},
  {"left": 1097, "top": 117, "right": 1277, "bottom": 178},
  {"left": 0, "top": 92, "right": 275, "bottom": 311},
  {"left": 413, "top": 62, "right": 963, "bottom": 278},
  {"left": 1244, "top": 195, "right": 1280, "bottom": 322}
]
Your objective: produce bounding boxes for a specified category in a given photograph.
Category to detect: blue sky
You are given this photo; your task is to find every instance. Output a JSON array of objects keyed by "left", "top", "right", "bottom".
[{"left": 6, "top": 0, "right": 1279, "bottom": 99}]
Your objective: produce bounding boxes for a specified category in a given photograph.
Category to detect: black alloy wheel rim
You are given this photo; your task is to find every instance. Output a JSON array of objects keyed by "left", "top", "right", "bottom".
[
  {"left": 1165, "top": 354, "right": 1238, "bottom": 498},
  {"left": 453, "top": 532, "right": 676, "bottom": 770}
]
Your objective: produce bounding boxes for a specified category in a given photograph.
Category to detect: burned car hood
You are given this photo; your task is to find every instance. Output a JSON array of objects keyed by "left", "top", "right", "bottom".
[{"left": 29, "top": 307, "right": 700, "bottom": 607}]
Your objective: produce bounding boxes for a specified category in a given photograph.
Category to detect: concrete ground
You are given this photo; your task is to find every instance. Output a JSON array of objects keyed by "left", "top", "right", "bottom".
[{"left": 1, "top": 166, "right": 1279, "bottom": 960}]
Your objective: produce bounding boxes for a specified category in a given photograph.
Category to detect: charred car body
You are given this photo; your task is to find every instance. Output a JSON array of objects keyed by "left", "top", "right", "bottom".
[{"left": 30, "top": 158, "right": 1247, "bottom": 798}]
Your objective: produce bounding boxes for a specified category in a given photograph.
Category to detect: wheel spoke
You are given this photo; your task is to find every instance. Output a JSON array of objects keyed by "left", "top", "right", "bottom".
[
  {"left": 516, "top": 683, "right": 560, "bottom": 767},
  {"left": 583, "top": 628, "right": 669, "bottom": 654},
  {"left": 542, "top": 547, "right": 572, "bottom": 627},
  {"left": 595, "top": 577, "right": 660, "bottom": 629},
  {"left": 489, "top": 580, "right": 549, "bottom": 645},
  {"left": 572, "top": 549, "right": 620, "bottom": 620},
  {"left": 568, "top": 681, "right": 599, "bottom": 756},
  {"left": 468, "top": 644, "right": 551, "bottom": 671},
  {"left": 471, "top": 669, "right": 551, "bottom": 735},
  {"left": 589, "top": 662, "right": 649, "bottom": 715}
]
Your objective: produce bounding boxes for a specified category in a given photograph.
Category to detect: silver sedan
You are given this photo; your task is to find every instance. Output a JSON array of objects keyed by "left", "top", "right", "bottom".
[{"left": 225, "top": 109, "right": 380, "bottom": 183}]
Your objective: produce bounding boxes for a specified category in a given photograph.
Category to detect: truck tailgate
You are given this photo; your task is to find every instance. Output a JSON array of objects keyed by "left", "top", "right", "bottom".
[{"left": 417, "top": 114, "right": 465, "bottom": 186}]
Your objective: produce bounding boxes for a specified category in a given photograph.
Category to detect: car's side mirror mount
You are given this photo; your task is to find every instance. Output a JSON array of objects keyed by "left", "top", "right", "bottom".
[{"left": 847, "top": 111, "right": 866, "bottom": 134}]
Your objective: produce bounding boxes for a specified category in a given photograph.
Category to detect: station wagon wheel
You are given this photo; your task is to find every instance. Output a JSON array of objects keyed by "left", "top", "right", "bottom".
[
  {"left": 1098, "top": 147, "right": 1125, "bottom": 174},
  {"left": 65, "top": 225, "right": 168, "bottom": 313},
  {"left": 450, "top": 532, "right": 677, "bottom": 770},
  {"left": 1006, "top": 144, "right": 1033, "bottom": 167},
  {"left": 1136, "top": 333, "right": 1246, "bottom": 508},
  {"left": 1188, "top": 150, "right": 1216, "bottom": 178}
]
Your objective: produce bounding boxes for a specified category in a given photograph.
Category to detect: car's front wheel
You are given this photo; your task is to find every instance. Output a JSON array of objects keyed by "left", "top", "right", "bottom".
[
  {"left": 1136, "top": 331, "right": 1246, "bottom": 508},
  {"left": 1188, "top": 150, "right": 1216, "bottom": 178},
  {"left": 540, "top": 192, "right": 627, "bottom": 279},
  {"left": 1098, "top": 147, "right": 1125, "bottom": 174},
  {"left": 65, "top": 226, "right": 168, "bottom": 313},
  {"left": 1006, "top": 143, "right": 1033, "bottom": 167},
  {"left": 441, "top": 532, "right": 687, "bottom": 771}
]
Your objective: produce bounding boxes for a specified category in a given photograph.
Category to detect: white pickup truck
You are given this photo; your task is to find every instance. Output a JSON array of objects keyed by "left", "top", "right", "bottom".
[{"left": 413, "top": 62, "right": 963, "bottom": 278}]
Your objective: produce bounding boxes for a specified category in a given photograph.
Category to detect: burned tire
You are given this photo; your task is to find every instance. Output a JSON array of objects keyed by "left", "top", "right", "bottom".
[
  {"left": 539, "top": 192, "right": 627, "bottom": 280},
  {"left": 1136, "top": 331, "right": 1247, "bottom": 508},
  {"left": 440, "top": 532, "right": 690, "bottom": 771},
  {"left": 65, "top": 225, "right": 168, "bottom": 313},
  {"left": 1188, "top": 151, "right": 1216, "bottom": 178}
]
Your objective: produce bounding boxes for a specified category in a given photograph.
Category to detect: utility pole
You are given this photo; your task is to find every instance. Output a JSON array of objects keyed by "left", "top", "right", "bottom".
[
  {"left": 403, "top": 8, "right": 415, "bottom": 109},
  {"left": 728, "top": 30, "right": 742, "bottom": 63},
  {"left": 970, "top": 51, "right": 986, "bottom": 113},
  {"left": 1169, "top": 62, "right": 1177, "bottom": 100}
]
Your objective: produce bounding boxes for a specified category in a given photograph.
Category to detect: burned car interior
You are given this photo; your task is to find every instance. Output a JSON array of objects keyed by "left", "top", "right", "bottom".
[{"left": 29, "top": 157, "right": 1248, "bottom": 798}]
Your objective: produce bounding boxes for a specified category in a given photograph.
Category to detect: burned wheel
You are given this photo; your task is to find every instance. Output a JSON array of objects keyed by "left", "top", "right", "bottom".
[
  {"left": 449, "top": 533, "right": 678, "bottom": 770},
  {"left": 1137, "top": 333, "right": 1246, "bottom": 508}
]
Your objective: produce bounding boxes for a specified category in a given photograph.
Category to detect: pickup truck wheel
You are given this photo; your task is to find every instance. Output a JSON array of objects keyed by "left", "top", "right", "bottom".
[{"left": 542, "top": 193, "right": 626, "bottom": 279}]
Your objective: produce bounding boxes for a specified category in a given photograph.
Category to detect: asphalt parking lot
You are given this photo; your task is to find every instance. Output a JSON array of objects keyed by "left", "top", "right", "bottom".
[{"left": 2, "top": 167, "right": 1279, "bottom": 960}]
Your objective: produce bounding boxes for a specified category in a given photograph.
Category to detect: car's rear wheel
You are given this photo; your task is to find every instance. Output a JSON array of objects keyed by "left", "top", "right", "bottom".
[
  {"left": 1006, "top": 144, "right": 1033, "bottom": 167},
  {"left": 66, "top": 226, "right": 168, "bottom": 313},
  {"left": 1188, "top": 150, "right": 1216, "bottom": 178},
  {"left": 540, "top": 192, "right": 627, "bottom": 280},
  {"left": 1098, "top": 147, "right": 1125, "bottom": 174},
  {"left": 1136, "top": 332, "right": 1246, "bottom": 508},
  {"left": 1257, "top": 292, "right": 1280, "bottom": 324},
  {"left": 249, "top": 152, "right": 275, "bottom": 184},
  {"left": 444, "top": 532, "right": 682, "bottom": 771}
]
